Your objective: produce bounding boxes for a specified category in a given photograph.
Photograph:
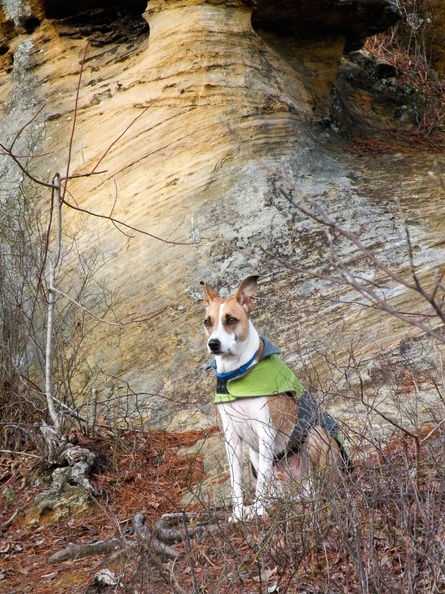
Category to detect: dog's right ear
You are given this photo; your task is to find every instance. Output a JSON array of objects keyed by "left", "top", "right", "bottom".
[
  {"left": 234, "top": 275, "right": 259, "bottom": 312},
  {"left": 200, "top": 280, "right": 219, "bottom": 304}
]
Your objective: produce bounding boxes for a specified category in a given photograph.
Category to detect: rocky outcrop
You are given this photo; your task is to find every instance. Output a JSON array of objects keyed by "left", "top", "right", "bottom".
[
  {"left": 331, "top": 49, "right": 428, "bottom": 135},
  {"left": 1, "top": 0, "right": 401, "bottom": 114},
  {"left": 1, "top": 0, "right": 445, "bottom": 445}
]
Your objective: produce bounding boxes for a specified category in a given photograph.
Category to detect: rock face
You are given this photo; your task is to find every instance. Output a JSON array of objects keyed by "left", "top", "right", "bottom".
[
  {"left": 332, "top": 49, "right": 428, "bottom": 134},
  {"left": 1, "top": 0, "right": 445, "bottom": 444}
]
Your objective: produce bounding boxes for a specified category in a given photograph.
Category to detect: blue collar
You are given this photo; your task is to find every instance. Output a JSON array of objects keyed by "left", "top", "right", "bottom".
[{"left": 211, "top": 349, "right": 259, "bottom": 380}]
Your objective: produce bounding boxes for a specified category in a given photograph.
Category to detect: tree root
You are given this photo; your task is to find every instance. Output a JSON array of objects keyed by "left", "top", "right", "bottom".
[{"left": 48, "top": 508, "right": 227, "bottom": 564}]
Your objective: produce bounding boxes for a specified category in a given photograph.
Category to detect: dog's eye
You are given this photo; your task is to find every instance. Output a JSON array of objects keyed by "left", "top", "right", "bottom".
[
  {"left": 226, "top": 317, "right": 238, "bottom": 325},
  {"left": 203, "top": 318, "right": 212, "bottom": 326}
]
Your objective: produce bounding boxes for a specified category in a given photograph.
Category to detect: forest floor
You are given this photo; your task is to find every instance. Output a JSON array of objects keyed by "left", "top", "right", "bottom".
[{"left": 1, "top": 421, "right": 445, "bottom": 594}]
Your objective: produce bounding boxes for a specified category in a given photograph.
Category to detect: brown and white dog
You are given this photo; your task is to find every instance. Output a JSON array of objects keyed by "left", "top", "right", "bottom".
[{"left": 201, "top": 275, "right": 346, "bottom": 521}]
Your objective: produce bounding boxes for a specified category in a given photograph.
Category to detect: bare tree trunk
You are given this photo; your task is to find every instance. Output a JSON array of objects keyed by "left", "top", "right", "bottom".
[
  {"left": 45, "top": 262, "right": 61, "bottom": 432},
  {"left": 43, "top": 174, "right": 63, "bottom": 444}
]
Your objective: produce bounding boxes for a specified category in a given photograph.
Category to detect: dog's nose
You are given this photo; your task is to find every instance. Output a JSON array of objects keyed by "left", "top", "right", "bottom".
[{"left": 208, "top": 338, "right": 221, "bottom": 353}]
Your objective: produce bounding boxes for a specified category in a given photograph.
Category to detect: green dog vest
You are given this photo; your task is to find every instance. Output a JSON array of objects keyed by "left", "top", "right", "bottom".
[{"left": 214, "top": 354, "right": 305, "bottom": 404}]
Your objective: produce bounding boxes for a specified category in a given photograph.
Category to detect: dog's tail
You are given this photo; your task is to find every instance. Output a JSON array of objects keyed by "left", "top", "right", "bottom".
[{"left": 321, "top": 412, "right": 353, "bottom": 473}]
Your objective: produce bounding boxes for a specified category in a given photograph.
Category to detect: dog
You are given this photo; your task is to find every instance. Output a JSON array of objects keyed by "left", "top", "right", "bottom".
[{"left": 201, "top": 274, "right": 348, "bottom": 521}]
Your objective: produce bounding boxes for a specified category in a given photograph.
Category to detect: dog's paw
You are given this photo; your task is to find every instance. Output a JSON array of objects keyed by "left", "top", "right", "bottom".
[
  {"left": 229, "top": 503, "right": 267, "bottom": 522},
  {"left": 228, "top": 506, "right": 245, "bottom": 523}
]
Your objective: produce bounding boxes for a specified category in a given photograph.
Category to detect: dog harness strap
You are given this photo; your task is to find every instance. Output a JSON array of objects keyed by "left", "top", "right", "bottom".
[
  {"left": 287, "top": 390, "right": 319, "bottom": 452},
  {"left": 216, "top": 374, "right": 230, "bottom": 395}
]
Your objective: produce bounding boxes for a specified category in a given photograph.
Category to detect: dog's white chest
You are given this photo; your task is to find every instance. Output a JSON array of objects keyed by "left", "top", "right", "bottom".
[{"left": 217, "top": 397, "right": 274, "bottom": 450}]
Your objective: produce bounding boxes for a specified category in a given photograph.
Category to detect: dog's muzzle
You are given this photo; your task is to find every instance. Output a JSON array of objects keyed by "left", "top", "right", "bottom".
[{"left": 208, "top": 338, "right": 222, "bottom": 353}]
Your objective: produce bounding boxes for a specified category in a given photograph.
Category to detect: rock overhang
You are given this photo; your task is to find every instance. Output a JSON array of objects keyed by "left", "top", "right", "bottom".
[
  {"left": 35, "top": 0, "right": 401, "bottom": 52},
  {"left": 252, "top": 0, "right": 402, "bottom": 52}
]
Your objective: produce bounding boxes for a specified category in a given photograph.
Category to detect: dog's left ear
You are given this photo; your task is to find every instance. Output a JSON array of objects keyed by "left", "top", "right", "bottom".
[
  {"left": 200, "top": 280, "right": 219, "bottom": 304},
  {"left": 234, "top": 275, "right": 259, "bottom": 312}
]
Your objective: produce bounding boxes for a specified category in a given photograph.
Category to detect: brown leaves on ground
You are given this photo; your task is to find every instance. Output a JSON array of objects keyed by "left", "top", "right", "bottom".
[
  {"left": 0, "top": 427, "right": 213, "bottom": 594},
  {"left": 1, "top": 423, "right": 445, "bottom": 594}
]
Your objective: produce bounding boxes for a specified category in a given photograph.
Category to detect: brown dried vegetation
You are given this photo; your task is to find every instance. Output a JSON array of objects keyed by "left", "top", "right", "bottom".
[{"left": 1, "top": 422, "right": 445, "bottom": 594}]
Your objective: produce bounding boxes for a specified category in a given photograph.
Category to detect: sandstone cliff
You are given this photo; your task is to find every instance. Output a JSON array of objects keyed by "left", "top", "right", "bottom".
[{"left": 0, "top": 0, "right": 444, "bottom": 441}]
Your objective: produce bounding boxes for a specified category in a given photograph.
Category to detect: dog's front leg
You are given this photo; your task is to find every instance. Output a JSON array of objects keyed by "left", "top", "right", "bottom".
[{"left": 221, "top": 425, "right": 245, "bottom": 521}]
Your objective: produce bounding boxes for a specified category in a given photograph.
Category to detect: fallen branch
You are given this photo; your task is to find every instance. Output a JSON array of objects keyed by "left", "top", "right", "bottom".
[
  {"left": 0, "top": 449, "right": 41, "bottom": 459},
  {"left": 133, "top": 513, "right": 187, "bottom": 594},
  {"left": 134, "top": 513, "right": 180, "bottom": 558},
  {"left": 47, "top": 509, "right": 227, "bottom": 567},
  {"left": 0, "top": 509, "right": 18, "bottom": 531},
  {"left": 48, "top": 512, "right": 181, "bottom": 565},
  {"left": 156, "top": 509, "right": 227, "bottom": 544},
  {"left": 48, "top": 538, "right": 121, "bottom": 563}
]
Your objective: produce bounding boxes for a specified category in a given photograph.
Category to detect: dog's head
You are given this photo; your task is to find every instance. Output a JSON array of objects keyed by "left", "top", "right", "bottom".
[{"left": 200, "top": 275, "right": 259, "bottom": 356}]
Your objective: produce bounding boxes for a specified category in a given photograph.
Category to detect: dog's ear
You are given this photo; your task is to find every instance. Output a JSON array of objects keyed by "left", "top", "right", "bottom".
[
  {"left": 234, "top": 275, "right": 259, "bottom": 312},
  {"left": 200, "top": 280, "right": 219, "bottom": 304}
]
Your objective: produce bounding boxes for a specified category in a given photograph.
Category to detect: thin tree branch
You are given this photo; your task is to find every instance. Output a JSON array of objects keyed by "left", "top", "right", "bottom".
[
  {"left": 62, "top": 198, "right": 197, "bottom": 245},
  {"left": 91, "top": 107, "right": 149, "bottom": 175},
  {"left": 257, "top": 159, "right": 445, "bottom": 329},
  {"left": 52, "top": 285, "right": 167, "bottom": 326},
  {"left": 0, "top": 143, "right": 56, "bottom": 189},
  {"left": 62, "top": 44, "right": 89, "bottom": 202},
  {"left": 9, "top": 104, "right": 46, "bottom": 153},
  {"left": 270, "top": 245, "right": 445, "bottom": 343}
]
